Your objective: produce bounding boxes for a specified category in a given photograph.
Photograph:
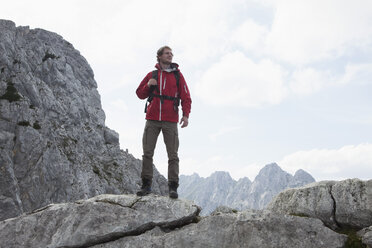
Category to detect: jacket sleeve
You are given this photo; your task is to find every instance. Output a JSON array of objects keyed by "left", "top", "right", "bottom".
[
  {"left": 178, "top": 72, "right": 192, "bottom": 118},
  {"left": 136, "top": 72, "right": 152, "bottom": 99}
]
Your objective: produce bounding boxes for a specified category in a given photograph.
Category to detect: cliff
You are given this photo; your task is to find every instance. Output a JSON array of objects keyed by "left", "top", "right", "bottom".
[{"left": 0, "top": 19, "right": 168, "bottom": 221}]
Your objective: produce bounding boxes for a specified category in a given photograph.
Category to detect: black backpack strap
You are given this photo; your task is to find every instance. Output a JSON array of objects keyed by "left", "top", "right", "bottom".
[
  {"left": 152, "top": 70, "right": 158, "bottom": 80},
  {"left": 173, "top": 70, "right": 180, "bottom": 90},
  {"left": 145, "top": 70, "right": 159, "bottom": 113},
  {"left": 173, "top": 70, "right": 180, "bottom": 112}
]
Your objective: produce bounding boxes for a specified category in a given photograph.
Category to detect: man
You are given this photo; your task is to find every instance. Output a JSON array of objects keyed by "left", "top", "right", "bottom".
[{"left": 136, "top": 46, "right": 192, "bottom": 199}]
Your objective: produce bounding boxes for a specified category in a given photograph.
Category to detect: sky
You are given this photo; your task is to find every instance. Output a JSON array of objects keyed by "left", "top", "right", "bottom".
[{"left": 2, "top": 0, "right": 372, "bottom": 182}]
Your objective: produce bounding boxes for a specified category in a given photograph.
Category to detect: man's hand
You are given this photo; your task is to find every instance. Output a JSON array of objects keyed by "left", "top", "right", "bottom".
[
  {"left": 147, "top": 78, "right": 157, "bottom": 87},
  {"left": 180, "top": 116, "right": 189, "bottom": 128}
]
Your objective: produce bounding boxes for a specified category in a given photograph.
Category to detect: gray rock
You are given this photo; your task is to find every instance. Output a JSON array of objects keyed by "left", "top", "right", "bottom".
[
  {"left": 358, "top": 226, "right": 372, "bottom": 247},
  {"left": 267, "top": 179, "right": 372, "bottom": 230},
  {"left": 0, "top": 194, "right": 201, "bottom": 248},
  {"left": 210, "top": 205, "right": 238, "bottom": 215},
  {"left": 93, "top": 209, "right": 347, "bottom": 248},
  {"left": 0, "top": 19, "right": 168, "bottom": 221},
  {"left": 179, "top": 163, "right": 315, "bottom": 215},
  {"left": 333, "top": 179, "right": 372, "bottom": 228},
  {"left": 103, "top": 127, "right": 119, "bottom": 145}
]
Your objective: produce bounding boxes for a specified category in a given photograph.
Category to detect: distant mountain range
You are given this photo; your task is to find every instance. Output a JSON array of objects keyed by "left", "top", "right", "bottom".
[{"left": 178, "top": 163, "right": 315, "bottom": 215}]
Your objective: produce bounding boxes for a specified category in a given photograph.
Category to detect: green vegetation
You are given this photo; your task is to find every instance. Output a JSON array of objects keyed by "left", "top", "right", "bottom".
[
  {"left": 17, "top": 121, "right": 30, "bottom": 127},
  {"left": 289, "top": 213, "right": 310, "bottom": 218},
  {"left": 33, "top": 121, "right": 41, "bottom": 130},
  {"left": 93, "top": 166, "right": 101, "bottom": 176},
  {"left": 0, "top": 81, "right": 21, "bottom": 102},
  {"left": 62, "top": 137, "right": 69, "bottom": 148},
  {"left": 337, "top": 227, "right": 366, "bottom": 248}
]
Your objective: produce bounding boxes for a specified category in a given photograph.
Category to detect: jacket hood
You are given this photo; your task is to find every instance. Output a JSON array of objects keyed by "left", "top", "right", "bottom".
[{"left": 155, "top": 63, "right": 179, "bottom": 71}]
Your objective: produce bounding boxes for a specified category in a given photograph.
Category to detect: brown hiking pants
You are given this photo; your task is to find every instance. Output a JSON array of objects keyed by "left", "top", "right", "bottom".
[{"left": 141, "top": 120, "right": 179, "bottom": 183}]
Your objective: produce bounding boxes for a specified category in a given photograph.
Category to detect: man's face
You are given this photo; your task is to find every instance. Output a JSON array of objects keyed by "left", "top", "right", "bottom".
[{"left": 159, "top": 49, "right": 173, "bottom": 64}]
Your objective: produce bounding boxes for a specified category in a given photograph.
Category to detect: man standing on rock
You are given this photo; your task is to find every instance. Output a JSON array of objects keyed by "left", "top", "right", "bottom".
[{"left": 136, "top": 46, "right": 192, "bottom": 199}]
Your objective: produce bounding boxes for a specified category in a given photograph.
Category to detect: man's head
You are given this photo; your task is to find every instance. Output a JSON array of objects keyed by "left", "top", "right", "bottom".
[{"left": 157, "top": 46, "right": 173, "bottom": 65}]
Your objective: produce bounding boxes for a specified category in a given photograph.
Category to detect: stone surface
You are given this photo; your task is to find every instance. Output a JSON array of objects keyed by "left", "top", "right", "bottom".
[
  {"left": 0, "top": 193, "right": 347, "bottom": 248},
  {"left": 0, "top": 194, "right": 200, "bottom": 248},
  {"left": 0, "top": 19, "right": 168, "bottom": 221},
  {"left": 358, "top": 226, "right": 372, "bottom": 247},
  {"left": 92, "top": 209, "right": 347, "bottom": 248},
  {"left": 267, "top": 179, "right": 372, "bottom": 230},
  {"left": 333, "top": 179, "right": 372, "bottom": 229},
  {"left": 179, "top": 163, "right": 315, "bottom": 215}
]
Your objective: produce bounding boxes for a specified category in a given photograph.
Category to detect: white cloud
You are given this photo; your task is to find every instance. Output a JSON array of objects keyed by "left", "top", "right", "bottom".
[
  {"left": 109, "top": 99, "right": 129, "bottom": 113},
  {"left": 232, "top": 19, "right": 269, "bottom": 55},
  {"left": 195, "top": 51, "right": 288, "bottom": 107},
  {"left": 289, "top": 68, "right": 335, "bottom": 95},
  {"left": 266, "top": 0, "right": 372, "bottom": 64},
  {"left": 209, "top": 126, "right": 242, "bottom": 142},
  {"left": 279, "top": 143, "right": 372, "bottom": 181},
  {"left": 341, "top": 63, "right": 372, "bottom": 85},
  {"left": 289, "top": 62, "right": 372, "bottom": 96}
]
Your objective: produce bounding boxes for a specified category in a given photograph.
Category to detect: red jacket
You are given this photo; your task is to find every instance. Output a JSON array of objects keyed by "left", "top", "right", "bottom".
[{"left": 136, "top": 63, "right": 192, "bottom": 123}]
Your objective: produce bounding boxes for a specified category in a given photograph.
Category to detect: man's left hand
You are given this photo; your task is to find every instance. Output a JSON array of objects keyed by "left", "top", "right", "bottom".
[{"left": 180, "top": 116, "right": 189, "bottom": 128}]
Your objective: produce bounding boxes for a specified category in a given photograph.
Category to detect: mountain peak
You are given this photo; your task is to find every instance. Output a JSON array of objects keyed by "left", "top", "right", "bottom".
[
  {"left": 210, "top": 171, "right": 233, "bottom": 180},
  {"left": 291, "top": 169, "right": 315, "bottom": 187},
  {"left": 255, "top": 162, "right": 286, "bottom": 179}
]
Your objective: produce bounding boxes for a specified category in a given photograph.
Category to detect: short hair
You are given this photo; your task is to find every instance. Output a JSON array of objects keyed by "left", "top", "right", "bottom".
[{"left": 157, "top": 46, "right": 172, "bottom": 62}]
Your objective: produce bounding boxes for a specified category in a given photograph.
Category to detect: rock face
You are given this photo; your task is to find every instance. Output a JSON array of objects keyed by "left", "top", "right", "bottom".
[
  {"left": 358, "top": 226, "right": 372, "bottom": 247},
  {"left": 267, "top": 178, "right": 372, "bottom": 231},
  {"left": 179, "top": 163, "right": 315, "bottom": 215},
  {"left": 0, "top": 194, "right": 348, "bottom": 248},
  {"left": 0, "top": 19, "right": 168, "bottom": 221}
]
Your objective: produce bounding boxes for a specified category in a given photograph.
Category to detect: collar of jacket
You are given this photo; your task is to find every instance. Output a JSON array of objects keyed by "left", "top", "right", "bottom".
[{"left": 155, "top": 63, "right": 179, "bottom": 72}]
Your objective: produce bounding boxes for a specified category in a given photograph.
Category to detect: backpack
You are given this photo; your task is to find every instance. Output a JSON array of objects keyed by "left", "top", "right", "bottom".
[{"left": 144, "top": 69, "right": 180, "bottom": 113}]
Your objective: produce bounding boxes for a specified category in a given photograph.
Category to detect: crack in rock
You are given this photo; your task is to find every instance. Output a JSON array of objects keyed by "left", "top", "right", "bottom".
[
  {"left": 94, "top": 197, "right": 143, "bottom": 209},
  {"left": 60, "top": 204, "right": 201, "bottom": 248},
  {"left": 329, "top": 184, "right": 341, "bottom": 229}
]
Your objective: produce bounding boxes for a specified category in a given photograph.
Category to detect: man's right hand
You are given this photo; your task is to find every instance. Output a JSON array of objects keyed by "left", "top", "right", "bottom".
[{"left": 147, "top": 78, "right": 157, "bottom": 87}]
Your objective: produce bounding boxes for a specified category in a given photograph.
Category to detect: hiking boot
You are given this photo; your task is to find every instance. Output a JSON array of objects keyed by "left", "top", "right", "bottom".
[
  {"left": 137, "top": 178, "right": 152, "bottom": 196},
  {"left": 168, "top": 181, "right": 179, "bottom": 199}
]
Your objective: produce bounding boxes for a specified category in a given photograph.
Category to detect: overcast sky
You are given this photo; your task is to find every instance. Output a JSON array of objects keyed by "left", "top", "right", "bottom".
[{"left": 2, "top": 0, "right": 372, "bottom": 181}]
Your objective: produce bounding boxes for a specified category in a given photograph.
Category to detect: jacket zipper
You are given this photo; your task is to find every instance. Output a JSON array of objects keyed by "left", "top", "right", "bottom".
[{"left": 159, "top": 71, "right": 162, "bottom": 121}]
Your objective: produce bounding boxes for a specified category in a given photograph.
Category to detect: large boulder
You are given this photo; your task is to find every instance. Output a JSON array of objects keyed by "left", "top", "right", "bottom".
[
  {"left": 0, "top": 194, "right": 201, "bottom": 248},
  {"left": 0, "top": 19, "right": 168, "bottom": 221},
  {"left": 267, "top": 179, "right": 372, "bottom": 230},
  {"left": 97, "top": 210, "right": 346, "bottom": 248},
  {"left": 358, "top": 226, "right": 372, "bottom": 247}
]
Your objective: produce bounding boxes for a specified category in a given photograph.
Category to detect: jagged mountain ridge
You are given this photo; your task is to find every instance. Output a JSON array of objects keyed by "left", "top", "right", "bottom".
[{"left": 179, "top": 163, "right": 315, "bottom": 214}]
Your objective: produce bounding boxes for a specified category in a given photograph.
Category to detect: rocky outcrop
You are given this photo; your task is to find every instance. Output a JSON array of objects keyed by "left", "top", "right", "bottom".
[
  {"left": 95, "top": 210, "right": 347, "bottom": 248},
  {"left": 0, "top": 19, "right": 168, "bottom": 221},
  {"left": 358, "top": 226, "right": 372, "bottom": 247},
  {"left": 0, "top": 194, "right": 200, "bottom": 248},
  {"left": 0, "top": 194, "right": 348, "bottom": 248},
  {"left": 267, "top": 179, "right": 372, "bottom": 230},
  {"left": 179, "top": 163, "right": 315, "bottom": 215}
]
